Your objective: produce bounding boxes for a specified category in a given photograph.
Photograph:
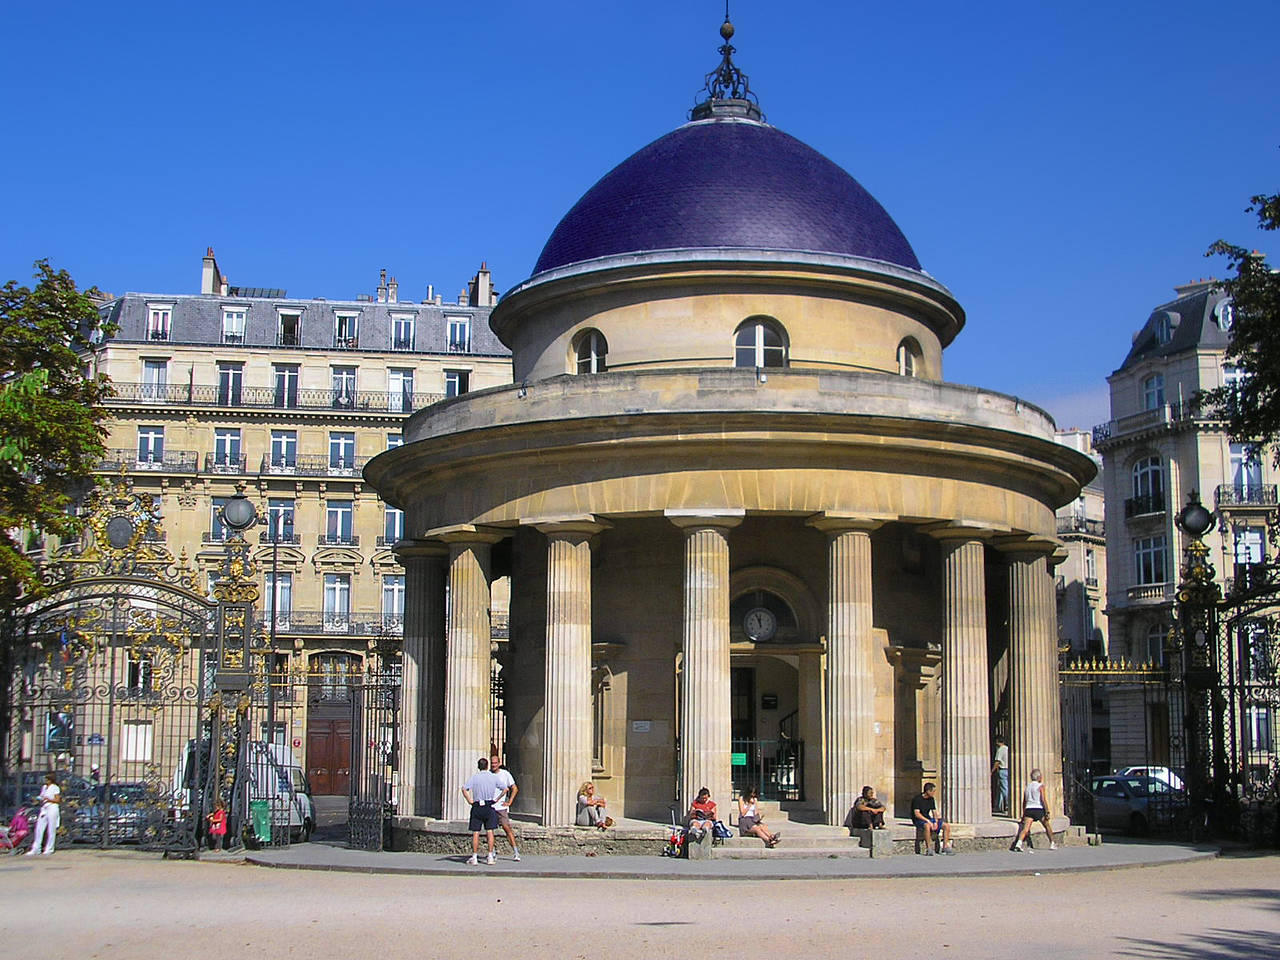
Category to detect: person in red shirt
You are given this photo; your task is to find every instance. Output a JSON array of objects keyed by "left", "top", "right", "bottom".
[
  {"left": 687, "top": 787, "right": 717, "bottom": 840},
  {"left": 206, "top": 802, "right": 228, "bottom": 851}
]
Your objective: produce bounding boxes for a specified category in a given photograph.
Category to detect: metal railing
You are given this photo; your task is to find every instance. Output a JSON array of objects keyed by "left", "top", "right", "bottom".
[
  {"left": 731, "top": 738, "right": 804, "bottom": 802},
  {"left": 250, "top": 611, "right": 404, "bottom": 636},
  {"left": 317, "top": 533, "right": 360, "bottom": 547},
  {"left": 99, "top": 449, "right": 199, "bottom": 474},
  {"left": 257, "top": 530, "right": 300, "bottom": 544},
  {"left": 1125, "top": 492, "right": 1166, "bottom": 518},
  {"left": 259, "top": 454, "right": 370, "bottom": 477},
  {"left": 1092, "top": 400, "right": 1198, "bottom": 446},
  {"left": 203, "top": 454, "right": 247, "bottom": 474},
  {"left": 106, "top": 381, "right": 445, "bottom": 414},
  {"left": 1057, "top": 516, "right": 1105, "bottom": 537},
  {"left": 1215, "top": 484, "right": 1279, "bottom": 508}
]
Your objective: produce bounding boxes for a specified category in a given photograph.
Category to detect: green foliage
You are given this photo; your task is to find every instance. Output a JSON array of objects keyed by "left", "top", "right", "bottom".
[
  {"left": 1201, "top": 192, "right": 1280, "bottom": 463},
  {"left": 0, "top": 260, "right": 115, "bottom": 606}
]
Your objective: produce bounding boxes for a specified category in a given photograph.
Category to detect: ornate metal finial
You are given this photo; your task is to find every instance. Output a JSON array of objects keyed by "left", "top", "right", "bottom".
[{"left": 690, "top": 7, "right": 763, "bottom": 122}]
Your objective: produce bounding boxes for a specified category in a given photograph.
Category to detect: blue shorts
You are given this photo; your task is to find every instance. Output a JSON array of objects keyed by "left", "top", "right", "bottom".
[{"left": 469, "top": 802, "right": 498, "bottom": 832}]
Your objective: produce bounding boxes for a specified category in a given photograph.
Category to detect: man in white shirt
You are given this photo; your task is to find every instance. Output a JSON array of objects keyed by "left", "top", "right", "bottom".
[
  {"left": 490, "top": 753, "right": 520, "bottom": 861},
  {"left": 991, "top": 736, "right": 1010, "bottom": 815},
  {"left": 461, "top": 757, "right": 504, "bottom": 865},
  {"left": 27, "top": 774, "right": 61, "bottom": 856}
]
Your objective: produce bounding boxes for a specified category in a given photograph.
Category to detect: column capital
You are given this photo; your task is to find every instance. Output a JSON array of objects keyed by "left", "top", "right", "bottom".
[
  {"left": 392, "top": 538, "right": 449, "bottom": 562},
  {"left": 806, "top": 512, "right": 889, "bottom": 535},
  {"left": 665, "top": 509, "right": 744, "bottom": 532},
  {"left": 530, "top": 515, "right": 612, "bottom": 539},
  {"left": 990, "top": 534, "right": 1060, "bottom": 559},
  {"left": 425, "top": 523, "right": 506, "bottom": 545},
  {"left": 924, "top": 522, "right": 1002, "bottom": 543}
]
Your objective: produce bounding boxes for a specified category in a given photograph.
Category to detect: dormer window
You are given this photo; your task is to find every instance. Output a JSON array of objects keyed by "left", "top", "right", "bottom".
[
  {"left": 1215, "top": 299, "right": 1234, "bottom": 331},
  {"left": 574, "top": 329, "right": 608, "bottom": 374},
  {"left": 277, "top": 311, "right": 301, "bottom": 347},
  {"left": 391, "top": 314, "right": 414, "bottom": 351},
  {"left": 1142, "top": 373, "right": 1165, "bottom": 411},
  {"left": 734, "top": 317, "right": 787, "bottom": 369},
  {"left": 335, "top": 313, "right": 358, "bottom": 348},
  {"left": 896, "top": 337, "right": 922, "bottom": 377},
  {"left": 1155, "top": 314, "right": 1173, "bottom": 345},
  {"left": 447, "top": 316, "right": 471, "bottom": 352},
  {"left": 147, "top": 303, "right": 173, "bottom": 341},
  {"left": 221, "top": 307, "right": 246, "bottom": 343}
]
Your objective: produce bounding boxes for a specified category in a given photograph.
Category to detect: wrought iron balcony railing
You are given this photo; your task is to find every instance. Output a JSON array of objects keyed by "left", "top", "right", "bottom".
[
  {"left": 99, "top": 449, "right": 199, "bottom": 474},
  {"left": 1056, "top": 516, "right": 1105, "bottom": 537},
  {"left": 317, "top": 533, "right": 360, "bottom": 547},
  {"left": 106, "top": 381, "right": 444, "bottom": 415},
  {"left": 259, "top": 454, "right": 370, "bottom": 477},
  {"left": 1215, "top": 484, "right": 1278, "bottom": 508},
  {"left": 250, "top": 610, "right": 406, "bottom": 636},
  {"left": 257, "top": 530, "right": 300, "bottom": 544},
  {"left": 1092, "top": 401, "right": 1199, "bottom": 446},
  {"left": 204, "top": 453, "right": 247, "bottom": 474},
  {"left": 1125, "top": 492, "right": 1166, "bottom": 518}
]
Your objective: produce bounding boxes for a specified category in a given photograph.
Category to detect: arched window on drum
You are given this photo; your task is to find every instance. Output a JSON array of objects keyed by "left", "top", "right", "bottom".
[
  {"left": 896, "top": 337, "right": 922, "bottom": 377},
  {"left": 734, "top": 317, "right": 788, "bottom": 369},
  {"left": 573, "top": 329, "right": 608, "bottom": 374}
]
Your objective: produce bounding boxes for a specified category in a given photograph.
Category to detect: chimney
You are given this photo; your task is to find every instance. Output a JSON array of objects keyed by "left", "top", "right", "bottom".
[
  {"left": 426, "top": 283, "right": 434, "bottom": 302},
  {"left": 388, "top": 276, "right": 399, "bottom": 303},
  {"left": 377, "top": 268, "right": 388, "bottom": 303},
  {"left": 201, "top": 246, "right": 223, "bottom": 296},
  {"left": 468, "top": 261, "right": 494, "bottom": 307}
]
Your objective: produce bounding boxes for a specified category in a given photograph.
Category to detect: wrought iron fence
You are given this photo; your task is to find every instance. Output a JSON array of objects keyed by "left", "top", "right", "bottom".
[{"left": 107, "top": 381, "right": 445, "bottom": 415}]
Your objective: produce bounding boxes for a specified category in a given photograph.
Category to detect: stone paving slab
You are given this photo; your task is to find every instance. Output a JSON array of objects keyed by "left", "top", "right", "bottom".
[{"left": 240, "top": 836, "right": 1218, "bottom": 881}]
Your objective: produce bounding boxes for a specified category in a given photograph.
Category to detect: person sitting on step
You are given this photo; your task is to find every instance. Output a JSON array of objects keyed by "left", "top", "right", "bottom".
[
  {"left": 576, "top": 781, "right": 614, "bottom": 829},
  {"left": 736, "top": 785, "right": 780, "bottom": 847},
  {"left": 850, "top": 784, "right": 887, "bottom": 830}
]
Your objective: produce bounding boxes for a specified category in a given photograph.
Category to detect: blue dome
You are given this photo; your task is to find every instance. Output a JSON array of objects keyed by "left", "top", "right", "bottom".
[{"left": 533, "top": 118, "right": 921, "bottom": 275}]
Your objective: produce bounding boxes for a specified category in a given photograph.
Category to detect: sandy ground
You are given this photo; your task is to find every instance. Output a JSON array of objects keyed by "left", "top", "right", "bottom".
[{"left": 3, "top": 850, "right": 1279, "bottom": 959}]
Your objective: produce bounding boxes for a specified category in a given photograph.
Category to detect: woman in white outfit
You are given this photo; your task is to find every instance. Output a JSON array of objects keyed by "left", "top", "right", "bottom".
[
  {"left": 737, "top": 786, "right": 779, "bottom": 847},
  {"left": 1012, "top": 768, "right": 1057, "bottom": 852},
  {"left": 27, "top": 774, "right": 61, "bottom": 856}
]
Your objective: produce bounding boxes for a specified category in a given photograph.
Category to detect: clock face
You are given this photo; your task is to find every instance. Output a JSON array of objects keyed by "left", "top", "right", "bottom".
[{"left": 743, "top": 607, "right": 778, "bottom": 642}]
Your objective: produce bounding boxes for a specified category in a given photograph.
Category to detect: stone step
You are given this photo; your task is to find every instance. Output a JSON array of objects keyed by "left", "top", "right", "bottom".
[
  {"left": 711, "top": 844, "right": 870, "bottom": 860},
  {"left": 717, "top": 833, "right": 852, "bottom": 849}
]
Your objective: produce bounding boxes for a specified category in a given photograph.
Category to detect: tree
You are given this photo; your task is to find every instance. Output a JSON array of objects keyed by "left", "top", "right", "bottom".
[
  {"left": 0, "top": 260, "right": 115, "bottom": 606},
  {"left": 1201, "top": 191, "right": 1280, "bottom": 463}
]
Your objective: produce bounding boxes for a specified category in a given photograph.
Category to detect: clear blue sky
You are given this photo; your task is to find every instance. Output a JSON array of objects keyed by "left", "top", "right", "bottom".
[{"left": 3, "top": 0, "right": 1275, "bottom": 430}]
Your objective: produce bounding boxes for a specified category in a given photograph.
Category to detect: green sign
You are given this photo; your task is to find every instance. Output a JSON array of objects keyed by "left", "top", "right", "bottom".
[{"left": 731, "top": 752, "right": 747, "bottom": 766}]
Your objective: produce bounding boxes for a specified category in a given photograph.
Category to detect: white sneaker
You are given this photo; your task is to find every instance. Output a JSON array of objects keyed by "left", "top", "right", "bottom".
[
  {"left": 467, "top": 854, "right": 478, "bottom": 865},
  {"left": 512, "top": 849, "right": 521, "bottom": 861},
  {"left": 1049, "top": 842, "right": 1058, "bottom": 850},
  {"left": 486, "top": 852, "right": 496, "bottom": 865},
  {"left": 1012, "top": 842, "right": 1023, "bottom": 852}
]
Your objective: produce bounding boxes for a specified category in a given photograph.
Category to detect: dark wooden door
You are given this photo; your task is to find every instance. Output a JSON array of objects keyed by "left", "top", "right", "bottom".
[{"left": 307, "top": 717, "right": 352, "bottom": 795}]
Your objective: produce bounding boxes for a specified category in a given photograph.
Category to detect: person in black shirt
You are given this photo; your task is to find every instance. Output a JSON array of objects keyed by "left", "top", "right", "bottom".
[{"left": 910, "top": 782, "right": 954, "bottom": 855}]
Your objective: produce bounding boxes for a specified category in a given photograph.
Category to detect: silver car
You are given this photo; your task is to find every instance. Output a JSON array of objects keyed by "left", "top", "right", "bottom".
[{"left": 1089, "top": 775, "right": 1189, "bottom": 835}]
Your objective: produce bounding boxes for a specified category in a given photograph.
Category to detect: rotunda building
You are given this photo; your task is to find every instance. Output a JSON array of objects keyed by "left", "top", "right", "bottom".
[{"left": 367, "top": 26, "right": 1095, "bottom": 830}]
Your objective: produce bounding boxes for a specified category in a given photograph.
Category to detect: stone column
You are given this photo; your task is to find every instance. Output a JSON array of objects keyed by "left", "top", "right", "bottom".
[
  {"left": 437, "top": 526, "right": 504, "bottom": 821},
  {"left": 931, "top": 527, "right": 993, "bottom": 826},
  {"left": 668, "top": 511, "right": 743, "bottom": 809},
  {"left": 809, "top": 515, "right": 882, "bottom": 826},
  {"left": 395, "top": 540, "right": 448, "bottom": 818},
  {"left": 535, "top": 518, "right": 609, "bottom": 827},
  {"left": 997, "top": 537, "right": 1063, "bottom": 815}
]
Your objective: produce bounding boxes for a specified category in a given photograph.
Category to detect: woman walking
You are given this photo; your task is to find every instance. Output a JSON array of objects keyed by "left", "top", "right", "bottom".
[{"left": 1012, "top": 768, "right": 1057, "bottom": 852}]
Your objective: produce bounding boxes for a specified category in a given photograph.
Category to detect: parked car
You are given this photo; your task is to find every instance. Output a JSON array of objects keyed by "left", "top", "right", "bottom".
[
  {"left": 74, "top": 782, "right": 164, "bottom": 844},
  {"left": 1089, "top": 775, "right": 1189, "bottom": 835},
  {"left": 1113, "top": 766, "right": 1185, "bottom": 791}
]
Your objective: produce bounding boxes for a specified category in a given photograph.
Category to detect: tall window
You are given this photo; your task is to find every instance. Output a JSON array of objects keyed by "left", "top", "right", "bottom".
[
  {"left": 269, "top": 430, "right": 297, "bottom": 469},
  {"left": 1085, "top": 548, "right": 1097, "bottom": 586},
  {"left": 273, "top": 364, "right": 299, "bottom": 408},
  {"left": 120, "top": 720, "right": 153, "bottom": 763},
  {"left": 1239, "top": 621, "right": 1271, "bottom": 683},
  {"left": 1155, "top": 314, "right": 1173, "bottom": 344},
  {"left": 1135, "top": 535, "right": 1167, "bottom": 586},
  {"left": 384, "top": 506, "right": 404, "bottom": 544},
  {"left": 264, "top": 572, "right": 293, "bottom": 627},
  {"left": 325, "top": 500, "right": 354, "bottom": 544},
  {"left": 331, "top": 366, "right": 357, "bottom": 408},
  {"left": 147, "top": 305, "right": 172, "bottom": 341},
  {"left": 209, "top": 497, "right": 230, "bottom": 541},
  {"left": 1246, "top": 705, "right": 1274, "bottom": 752},
  {"left": 217, "top": 362, "right": 243, "bottom": 406},
  {"left": 221, "top": 308, "right": 246, "bottom": 343},
  {"left": 141, "top": 359, "right": 168, "bottom": 401},
  {"left": 1224, "top": 364, "right": 1247, "bottom": 393},
  {"left": 382, "top": 575, "right": 405, "bottom": 624},
  {"left": 278, "top": 311, "right": 301, "bottom": 346},
  {"left": 388, "top": 368, "right": 414, "bottom": 412},
  {"left": 575, "top": 329, "right": 608, "bottom": 374},
  {"left": 447, "top": 316, "right": 471, "bottom": 352},
  {"left": 1230, "top": 443, "right": 1262, "bottom": 496},
  {"left": 896, "top": 338, "right": 921, "bottom": 377},
  {"left": 266, "top": 498, "right": 294, "bottom": 540},
  {"left": 137, "top": 426, "right": 164, "bottom": 465},
  {"left": 1145, "top": 624, "right": 1166, "bottom": 666},
  {"left": 1142, "top": 373, "right": 1165, "bottom": 411},
  {"left": 335, "top": 313, "right": 358, "bottom": 347},
  {"left": 126, "top": 652, "right": 153, "bottom": 696},
  {"left": 391, "top": 315, "right": 414, "bottom": 350},
  {"left": 323, "top": 574, "right": 351, "bottom": 629},
  {"left": 213, "top": 428, "right": 241, "bottom": 469},
  {"left": 329, "top": 432, "right": 356, "bottom": 471},
  {"left": 387, "top": 433, "right": 403, "bottom": 449},
  {"left": 1130, "top": 456, "right": 1164, "bottom": 515},
  {"left": 444, "top": 370, "right": 469, "bottom": 398},
  {"left": 734, "top": 317, "right": 787, "bottom": 368}
]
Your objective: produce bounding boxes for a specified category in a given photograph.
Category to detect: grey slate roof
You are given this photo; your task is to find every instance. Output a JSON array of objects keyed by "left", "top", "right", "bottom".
[
  {"left": 1115, "top": 285, "right": 1231, "bottom": 373},
  {"left": 101, "top": 292, "right": 509, "bottom": 358}
]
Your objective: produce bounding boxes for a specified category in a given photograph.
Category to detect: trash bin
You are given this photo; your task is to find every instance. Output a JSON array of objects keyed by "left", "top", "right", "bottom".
[{"left": 249, "top": 800, "right": 272, "bottom": 843}]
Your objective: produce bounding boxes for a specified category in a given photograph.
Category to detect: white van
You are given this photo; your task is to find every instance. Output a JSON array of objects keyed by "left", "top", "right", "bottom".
[{"left": 172, "top": 740, "right": 315, "bottom": 843}]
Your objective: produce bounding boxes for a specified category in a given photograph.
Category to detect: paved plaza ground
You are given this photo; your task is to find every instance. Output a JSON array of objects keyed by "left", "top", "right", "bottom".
[{"left": 5, "top": 843, "right": 1280, "bottom": 959}]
